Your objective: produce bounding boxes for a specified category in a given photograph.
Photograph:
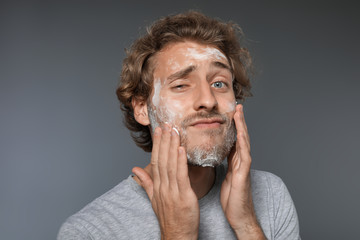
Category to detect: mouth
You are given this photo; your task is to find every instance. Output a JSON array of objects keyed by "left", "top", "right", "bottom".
[{"left": 189, "top": 118, "right": 225, "bottom": 129}]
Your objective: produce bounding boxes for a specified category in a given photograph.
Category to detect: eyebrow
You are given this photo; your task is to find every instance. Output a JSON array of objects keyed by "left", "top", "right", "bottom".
[
  {"left": 211, "top": 61, "right": 233, "bottom": 74},
  {"left": 167, "top": 65, "right": 197, "bottom": 82},
  {"left": 166, "top": 61, "right": 233, "bottom": 82}
]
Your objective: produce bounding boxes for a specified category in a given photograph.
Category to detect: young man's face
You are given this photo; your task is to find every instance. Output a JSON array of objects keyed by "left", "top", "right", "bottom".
[{"left": 148, "top": 41, "right": 237, "bottom": 167}]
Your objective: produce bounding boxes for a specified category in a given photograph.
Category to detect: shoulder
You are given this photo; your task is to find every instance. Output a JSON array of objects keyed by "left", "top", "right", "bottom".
[
  {"left": 249, "top": 169, "right": 295, "bottom": 219},
  {"left": 250, "top": 169, "right": 295, "bottom": 208},
  {"left": 250, "top": 169, "right": 287, "bottom": 193},
  {"left": 249, "top": 169, "right": 294, "bottom": 207},
  {"left": 58, "top": 175, "right": 150, "bottom": 239},
  {"left": 250, "top": 170, "right": 301, "bottom": 239}
]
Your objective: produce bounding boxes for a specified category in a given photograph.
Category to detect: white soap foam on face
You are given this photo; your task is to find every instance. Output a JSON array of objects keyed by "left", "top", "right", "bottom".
[
  {"left": 148, "top": 46, "right": 235, "bottom": 167},
  {"left": 225, "top": 100, "right": 236, "bottom": 113},
  {"left": 167, "top": 58, "right": 181, "bottom": 72},
  {"left": 152, "top": 79, "right": 162, "bottom": 107},
  {"left": 185, "top": 47, "right": 227, "bottom": 61},
  {"left": 184, "top": 46, "right": 234, "bottom": 84},
  {"left": 187, "top": 147, "right": 221, "bottom": 167},
  {"left": 150, "top": 78, "right": 183, "bottom": 130},
  {"left": 159, "top": 103, "right": 182, "bottom": 127},
  {"left": 204, "top": 47, "right": 227, "bottom": 60},
  {"left": 149, "top": 89, "right": 236, "bottom": 167}
]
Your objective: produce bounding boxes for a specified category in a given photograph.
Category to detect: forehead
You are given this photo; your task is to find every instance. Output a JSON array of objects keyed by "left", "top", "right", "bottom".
[{"left": 153, "top": 41, "right": 229, "bottom": 75}]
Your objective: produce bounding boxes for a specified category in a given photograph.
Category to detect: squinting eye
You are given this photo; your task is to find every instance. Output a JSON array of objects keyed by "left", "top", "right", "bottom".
[
  {"left": 212, "top": 81, "right": 225, "bottom": 88},
  {"left": 174, "top": 85, "right": 185, "bottom": 89}
]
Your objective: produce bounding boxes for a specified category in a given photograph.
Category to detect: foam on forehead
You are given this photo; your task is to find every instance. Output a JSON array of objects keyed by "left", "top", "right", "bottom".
[
  {"left": 167, "top": 58, "right": 181, "bottom": 72},
  {"left": 185, "top": 46, "right": 227, "bottom": 61}
]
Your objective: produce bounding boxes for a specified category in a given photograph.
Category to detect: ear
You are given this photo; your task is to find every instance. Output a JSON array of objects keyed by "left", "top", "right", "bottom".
[{"left": 132, "top": 98, "right": 150, "bottom": 126}]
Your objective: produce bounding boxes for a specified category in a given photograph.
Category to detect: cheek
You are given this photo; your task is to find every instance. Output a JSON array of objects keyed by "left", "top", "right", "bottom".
[
  {"left": 151, "top": 79, "right": 186, "bottom": 127},
  {"left": 158, "top": 98, "right": 185, "bottom": 126},
  {"left": 220, "top": 98, "right": 236, "bottom": 113},
  {"left": 227, "top": 101, "right": 236, "bottom": 113}
]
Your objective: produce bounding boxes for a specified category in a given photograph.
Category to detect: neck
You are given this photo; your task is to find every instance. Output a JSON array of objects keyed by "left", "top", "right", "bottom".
[{"left": 188, "top": 165, "right": 216, "bottom": 199}]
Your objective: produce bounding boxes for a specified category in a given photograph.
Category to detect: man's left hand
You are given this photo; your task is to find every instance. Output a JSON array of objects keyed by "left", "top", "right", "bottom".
[{"left": 220, "top": 104, "right": 266, "bottom": 239}]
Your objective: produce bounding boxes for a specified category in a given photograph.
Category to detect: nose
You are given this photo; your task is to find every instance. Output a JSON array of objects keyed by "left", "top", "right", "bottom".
[{"left": 193, "top": 81, "right": 218, "bottom": 111}]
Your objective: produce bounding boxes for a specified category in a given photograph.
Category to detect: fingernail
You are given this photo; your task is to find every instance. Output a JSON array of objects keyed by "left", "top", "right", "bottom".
[
  {"left": 154, "top": 127, "right": 161, "bottom": 136},
  {"left": 172, "top": 127, "right": 179, "bottom": 136}
]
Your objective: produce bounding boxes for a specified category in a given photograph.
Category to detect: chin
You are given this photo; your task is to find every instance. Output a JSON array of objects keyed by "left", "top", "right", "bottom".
[
  {"left": 186, "top": 140, "right": 234, "bottom": 167},
  {"left": 187, "top": 157, "right": 225, "bottom": 168},
  {"left": 182, "top": 119, "right": 237, "bottom": 167}
]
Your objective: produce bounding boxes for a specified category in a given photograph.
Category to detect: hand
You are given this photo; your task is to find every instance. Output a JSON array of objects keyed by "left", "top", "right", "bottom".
[
  {"left": 220, "top": 104, "right": 266, "bottom": 239},
  {"left": 132, "top": 124, "right": 199, "bottom": 240}
]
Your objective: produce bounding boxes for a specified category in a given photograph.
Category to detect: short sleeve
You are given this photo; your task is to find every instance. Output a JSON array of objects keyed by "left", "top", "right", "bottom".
[
  {"left": 57, "top": 219, "right": 91, "bottom": 240},
  {"left": 271, "top": 176, "right": 301, "bottom": 240}
]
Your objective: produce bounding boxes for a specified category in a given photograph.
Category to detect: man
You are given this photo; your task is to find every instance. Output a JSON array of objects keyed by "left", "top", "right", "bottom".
[{"left": 58, "top": 11, "right": 300, "bottom": 239}]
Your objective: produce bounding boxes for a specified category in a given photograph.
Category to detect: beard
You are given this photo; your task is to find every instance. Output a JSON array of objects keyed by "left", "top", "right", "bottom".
[{"left": 147, "top": 105, "right": 236, "bottom": 167}]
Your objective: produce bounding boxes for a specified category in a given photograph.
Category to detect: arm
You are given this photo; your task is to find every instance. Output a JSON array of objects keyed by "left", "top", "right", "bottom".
[
  {"left": 221, "top": 104, "right": 266, "bottom": 240},
  {"left": 132, "top": 124, "right": 199, "bottom": 240}
]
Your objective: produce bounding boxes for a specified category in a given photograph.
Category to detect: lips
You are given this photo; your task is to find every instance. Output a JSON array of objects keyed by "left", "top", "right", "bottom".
[{"left": 189, "top": 118, "right": 225, "bottom": 128}]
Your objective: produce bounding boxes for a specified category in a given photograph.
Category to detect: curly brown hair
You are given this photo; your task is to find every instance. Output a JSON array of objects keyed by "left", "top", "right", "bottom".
[{"left": 116, "top": 11, "right": 253, "bottom": 152}]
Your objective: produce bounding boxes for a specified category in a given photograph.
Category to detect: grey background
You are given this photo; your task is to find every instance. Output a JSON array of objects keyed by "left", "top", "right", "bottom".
[{"left": 1, "top": 0, "right": 359, "bottom": 239}]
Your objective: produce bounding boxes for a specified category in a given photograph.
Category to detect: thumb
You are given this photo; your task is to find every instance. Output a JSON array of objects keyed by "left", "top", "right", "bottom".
[{"left": 132, "top": 167, "right": 153, "bottom": 198}]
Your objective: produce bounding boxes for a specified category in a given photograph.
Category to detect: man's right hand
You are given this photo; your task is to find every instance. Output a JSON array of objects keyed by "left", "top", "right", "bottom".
[{"left": 132, "top": 124, "right": 199, "bottom": 240}]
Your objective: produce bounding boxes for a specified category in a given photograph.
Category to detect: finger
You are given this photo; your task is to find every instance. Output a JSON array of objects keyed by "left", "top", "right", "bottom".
[
  {"left": 236, "top": 104, "right": 247, "bottom": 129},
  {"left": 168, "top": 127, "right": 180, "bottom": 186},
  {"left": 177, "top": 146, "right": 191, "bottom": 192},
  {"left": 238, "top": 131, "right": 252, "bottom": 176},
  {"left": 158, "top": 123, "right": 172, "bottom": 185},
  {"left": 150, "top": 127, "right": 162, "bottom": 187},
  {"left": 234, "top": 105, "right": 243, "bottom": 134},
  {"left": 235, "top": 105, "right": 247, "bottom": 132},
  {"left": 234, "top": 105, "right": 250, "bottom": 151},
  {"left": 226, "top": 145, "right": 236, "bottom": 173},
  {"left": 132, "top": 167, "right": 154, "bottom": 198},
  {"left": 233, "top": 106, "right": 250, "bottom": 173},
  {"left": 232, "top": 110, "right": 243, "bottom": 171},
  {"left": 238, "top": 104, "right": 250, "bottom": 149}
]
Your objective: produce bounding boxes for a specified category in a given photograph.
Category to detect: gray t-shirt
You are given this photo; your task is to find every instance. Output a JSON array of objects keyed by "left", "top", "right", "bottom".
[{"left": 58, "top": 164, "right": 300, "bottom": 239}]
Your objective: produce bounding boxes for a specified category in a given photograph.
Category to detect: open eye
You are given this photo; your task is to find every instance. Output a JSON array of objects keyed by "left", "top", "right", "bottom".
[{"left": 211, "top": 81, "right": 225, "bottom": 88}]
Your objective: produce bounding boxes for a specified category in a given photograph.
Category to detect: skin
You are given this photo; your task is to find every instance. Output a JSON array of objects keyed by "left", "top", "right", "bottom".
[
  {"left": 148, "top": 42, "right": 235, "bottom": 156},
  {"left": 132, "top": 41, "right": 266, "bottom": 239}
]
